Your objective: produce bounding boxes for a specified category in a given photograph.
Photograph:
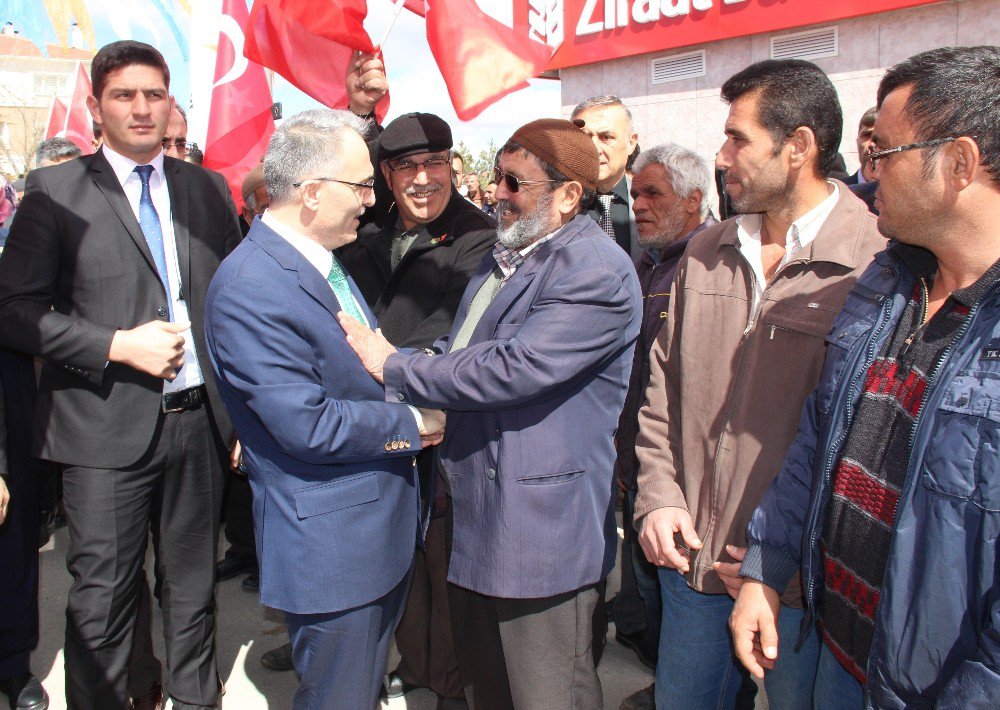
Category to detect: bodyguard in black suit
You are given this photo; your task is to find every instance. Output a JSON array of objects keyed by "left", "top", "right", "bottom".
[{"left": 0, "top": 41, "right": 241, "bottom": 709}]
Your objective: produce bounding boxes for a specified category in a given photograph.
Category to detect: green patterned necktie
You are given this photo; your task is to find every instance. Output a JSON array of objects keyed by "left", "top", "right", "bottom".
[{"left": 327, "top": 256, "right": 369, "bottom": 326}]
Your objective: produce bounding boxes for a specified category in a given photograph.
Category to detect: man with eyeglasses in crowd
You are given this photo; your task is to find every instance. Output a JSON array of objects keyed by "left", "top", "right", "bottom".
[
  {"left": 339, "top": 117, "right": 642, "bottom": 709},
  {"left": 338, "top": 110, "right": 494, "bottom": 708},
  {"left": 205, "top": 108, "right": 446, "bottom": 709},
  {"left": 731, "top": 45, "right": 1000, "bottom": 709},
  {"left": 162, "top": 104, "right": 191, "bottom": 160}
]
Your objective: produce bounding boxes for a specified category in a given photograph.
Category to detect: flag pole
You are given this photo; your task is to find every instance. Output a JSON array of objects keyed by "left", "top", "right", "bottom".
[{"left": 375, "top": 0, "right": 410, "bottom": 59}]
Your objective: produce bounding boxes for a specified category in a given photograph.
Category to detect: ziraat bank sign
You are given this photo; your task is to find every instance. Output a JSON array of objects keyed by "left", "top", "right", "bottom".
[{"left": 478, "top": 0, "right": 944, "bottom": 70}]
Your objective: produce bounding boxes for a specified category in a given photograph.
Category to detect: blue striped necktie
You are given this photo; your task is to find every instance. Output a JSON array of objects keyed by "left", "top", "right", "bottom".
[{"left": 134, "top": 164, "right": 172, "bottom": 320}]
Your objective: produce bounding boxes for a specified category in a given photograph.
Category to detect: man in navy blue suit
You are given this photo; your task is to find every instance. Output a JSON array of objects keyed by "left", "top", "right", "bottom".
[
  {"left": 340, "top": 118, "right": 642, "bottom": 709},
  {"left": 205, "top": 109, "right": 445, "bottom": 710}
]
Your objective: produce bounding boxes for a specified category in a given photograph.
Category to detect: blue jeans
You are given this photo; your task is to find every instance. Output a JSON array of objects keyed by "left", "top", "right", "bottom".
[
  {"left": 655, "top": 569, "right": 820, "bottom": 710},
  {"left": 812, "top": 642, "right": 864, "bottom": 709}
]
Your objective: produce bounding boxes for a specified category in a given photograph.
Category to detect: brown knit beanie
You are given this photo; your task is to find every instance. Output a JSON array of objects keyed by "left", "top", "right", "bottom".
[{"left": 508, "top": 118, "right": 599, "bottom": 191}]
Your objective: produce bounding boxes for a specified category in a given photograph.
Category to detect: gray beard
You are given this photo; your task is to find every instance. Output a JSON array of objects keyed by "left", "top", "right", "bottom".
[{"left": 496, "top": 192, "right": 556, "bottom": 249}]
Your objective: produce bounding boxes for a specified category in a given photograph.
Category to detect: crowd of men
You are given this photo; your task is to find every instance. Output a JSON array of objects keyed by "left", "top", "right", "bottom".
[{"left": 0, "top": 36, "right": 998, "bottom": 710}]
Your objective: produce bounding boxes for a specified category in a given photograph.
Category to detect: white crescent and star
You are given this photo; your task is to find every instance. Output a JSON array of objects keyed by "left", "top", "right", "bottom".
[{"left": 214, "top": 14, "right": 248, "bottom": 89}]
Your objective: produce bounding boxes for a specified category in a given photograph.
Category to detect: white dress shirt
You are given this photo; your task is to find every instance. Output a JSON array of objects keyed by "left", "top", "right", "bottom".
[
  {"left": 102, "top": 144, "right": 203, "bottom": 393},
  {"left": 735, "top": 181, "right": 840, "bottom": 327},
  {"left": 261, "top": 211, "right": 370, "bottom": 327}
]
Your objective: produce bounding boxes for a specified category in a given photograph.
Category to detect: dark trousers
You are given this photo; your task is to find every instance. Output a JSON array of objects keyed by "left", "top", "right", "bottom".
[
  {"left": 612, "top": 488, "right": 661, "bottom": 661},
  {"left": 222, "top": 472, "right": 256, "bottom": 563},
  {"left": 126, "top": 569, "right": 162, "bottom": 697},
  {"left": 449, "top": 582, "right": 603, "bottom": 710},
  {"left": 0, "top": 352, "right": 40, "bottom": 683},
  {"left": 285, "top": 569, "right": 412, "bottom": 710},
  {"left": 394, "top": 514, "right": 464, "bottom": 701},
  {"left": 61, "top": 404, "right": 224, "bottom": 710}
]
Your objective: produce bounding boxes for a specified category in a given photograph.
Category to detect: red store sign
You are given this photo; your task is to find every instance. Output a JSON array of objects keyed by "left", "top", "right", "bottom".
[{"left": 541, "top": 0, "right": 944, "bottom": 69}]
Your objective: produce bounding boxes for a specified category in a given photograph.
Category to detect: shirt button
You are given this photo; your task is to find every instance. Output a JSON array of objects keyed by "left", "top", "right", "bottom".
[
  {"left": 157, "top": 306, "right": 168, "bottom": 317},
  {"left": 397, "top": 393, "right": 405, "bottom": 401},
  {"left": 486, "top": 468, "right": 496, "bottom": 480}
]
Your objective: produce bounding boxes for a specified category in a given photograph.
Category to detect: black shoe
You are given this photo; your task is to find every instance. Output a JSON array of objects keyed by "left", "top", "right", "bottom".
[
  {"left": 261, "top": 643, "right": 294, "bottom": 672},
  {"left": 37, "top": 522, "right": 51, "bottom": 549},
  {"left": 615, "top": 630, "right": 656, "bottom": 671},
  {"left": 618, "top": 684, "right": 654, "bottom": 710},
  {"left": 129, "top": 681, "right": 162, "bottom": 710},
  {"left": 216, "top": 555, "right": 257, "bottom": 581},
  {"left": 241, "top": 573, "right": 260, "bottom": 593},
  {"left": 0, "top": 673, "right": 49, "bottom": 710}
]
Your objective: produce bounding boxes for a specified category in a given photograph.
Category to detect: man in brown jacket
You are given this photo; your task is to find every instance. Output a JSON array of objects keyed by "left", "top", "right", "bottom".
[{"left": 634, "top": 59, "right": 886, "bottom": 709}]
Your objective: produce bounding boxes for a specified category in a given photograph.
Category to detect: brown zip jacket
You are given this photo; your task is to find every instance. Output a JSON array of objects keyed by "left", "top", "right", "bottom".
[{"left": 634, "top": 186, "right": 886, "bottom": 603}]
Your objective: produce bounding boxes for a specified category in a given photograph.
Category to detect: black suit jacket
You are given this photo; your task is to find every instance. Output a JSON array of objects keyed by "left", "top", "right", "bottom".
[
  {"left": 0, "top": 150, "right": 241, "bottom": 468},
  {"left": 338, "top": 189, "right": 495, "bottom": 349},
  {"left": 584, "top": 175, "right": 636, "bottom": 257}
]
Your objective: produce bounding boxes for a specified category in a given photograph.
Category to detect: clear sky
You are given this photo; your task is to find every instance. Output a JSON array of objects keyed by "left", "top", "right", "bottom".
[{"left": 270, "top": 0, "right": 562, "bottom": 157}]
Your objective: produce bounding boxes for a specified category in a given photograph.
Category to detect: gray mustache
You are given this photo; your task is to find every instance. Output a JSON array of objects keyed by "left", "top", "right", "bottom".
[{"left": 405, "top": 183, "right": 444, "bottom": 196}]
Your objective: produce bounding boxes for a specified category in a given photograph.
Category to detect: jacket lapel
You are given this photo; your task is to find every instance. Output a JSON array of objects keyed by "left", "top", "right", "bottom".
[
  {"left": 460, "top": 215, "right": 588, "bottom": 342},
  {"left": 251, "top": 220, "right": 365, "bottom": 326},
  {"left": 164, "top": 158, "right": 192, "bottom": 299},
  {"left": 355, "top": 223, "right": 392, "bottom": 281},
  {"left": 88, "top": 151, "right": 159, "bottom": 276}
]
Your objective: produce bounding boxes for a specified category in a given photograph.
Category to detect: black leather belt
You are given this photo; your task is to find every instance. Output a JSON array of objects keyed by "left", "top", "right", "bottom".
[{"left": 162, "top": 385, "right": 206, "bottom": 413}]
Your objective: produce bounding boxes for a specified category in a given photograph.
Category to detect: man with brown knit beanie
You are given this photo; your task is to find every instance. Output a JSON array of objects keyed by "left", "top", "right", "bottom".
[{"left": 338, "top": 118, "right": 643, "bottom": 709}]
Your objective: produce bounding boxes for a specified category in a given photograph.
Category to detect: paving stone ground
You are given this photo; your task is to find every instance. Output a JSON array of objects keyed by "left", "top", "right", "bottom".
[{"left": 31, "top": 520, "right": 767, "bottom": 709}]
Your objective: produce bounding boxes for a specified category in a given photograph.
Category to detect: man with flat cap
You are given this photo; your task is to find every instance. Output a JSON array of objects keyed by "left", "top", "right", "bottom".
[
  {"left": 340, "top": 118, "right": 642, "bottom": 709},
  {"left": 338, "top": 111, "right": 495, "bottom": 706}
]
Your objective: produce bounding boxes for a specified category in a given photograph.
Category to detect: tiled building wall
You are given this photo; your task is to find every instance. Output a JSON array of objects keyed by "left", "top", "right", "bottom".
[{"left": 561, "top": 0, "right": 1000, "bottom": 206}]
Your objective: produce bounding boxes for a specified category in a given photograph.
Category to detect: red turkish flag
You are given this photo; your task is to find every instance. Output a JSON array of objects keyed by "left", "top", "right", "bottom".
[
  {"left": 44, "top": 97, "right": 68, "bottom": 140},
  {"left": 404, "top": 0, "right": 426, "bottom": 17},
  {"left": 203, "top": 0, "right": 276, "bottom": 208},
  {"left": 425, "top": 0, "right": 554, "bottom": 120},
  {"left": 245, "top": 0, "right": 389, "bottom": 123},
  {"left": 64, "top": 62, "right": 95, "bottom": 153}
]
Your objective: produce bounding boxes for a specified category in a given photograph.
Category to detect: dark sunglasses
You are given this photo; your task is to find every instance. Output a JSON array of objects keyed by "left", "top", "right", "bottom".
[{"left": 492, "top": 167, "right": 561, "bottom": 193}]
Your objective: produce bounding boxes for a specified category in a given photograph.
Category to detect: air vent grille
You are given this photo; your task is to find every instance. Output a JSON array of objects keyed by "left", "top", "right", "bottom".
[
  {"left": 651, "top": 50, "right": 706, "bottom": 85},
  {"left": 771, "top": 26, "right": 839, "bottom": 61}
]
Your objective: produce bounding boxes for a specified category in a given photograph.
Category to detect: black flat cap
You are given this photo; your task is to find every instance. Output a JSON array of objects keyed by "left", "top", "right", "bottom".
[{"left": 378, "top": 112, "right": 453, "bottom": 162}]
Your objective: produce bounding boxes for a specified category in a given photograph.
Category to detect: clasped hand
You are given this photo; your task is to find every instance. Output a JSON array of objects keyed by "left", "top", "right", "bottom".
[{"left": 336, "top": 312, "right": 445, "bottom": 447}]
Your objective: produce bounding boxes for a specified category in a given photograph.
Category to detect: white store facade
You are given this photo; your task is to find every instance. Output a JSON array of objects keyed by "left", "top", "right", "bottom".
[{"left": 549, "top": 0, "right": 1000, "bottom": 197}]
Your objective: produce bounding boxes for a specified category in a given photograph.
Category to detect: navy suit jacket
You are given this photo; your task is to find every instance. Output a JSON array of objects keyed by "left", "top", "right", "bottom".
[
  {"left": 384, "top": 214, "right": 642, "bottom": 598},
  {"left": 205, "top": 218, "right": 422, "bottom": 615}
]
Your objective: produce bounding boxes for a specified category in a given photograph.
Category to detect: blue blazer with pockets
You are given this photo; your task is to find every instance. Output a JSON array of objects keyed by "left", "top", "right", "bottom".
[
  {"left": 384, "top": 213, "right": 643, "bottom": 598},
  {"left": 206, "top": 218, "right": 422, "bottom": 615}
]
